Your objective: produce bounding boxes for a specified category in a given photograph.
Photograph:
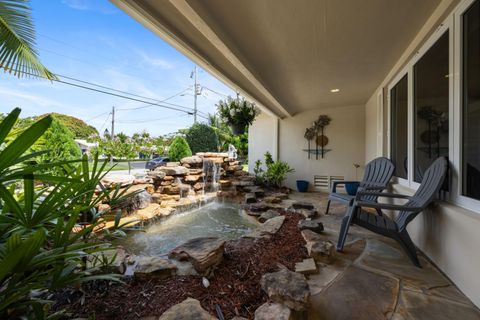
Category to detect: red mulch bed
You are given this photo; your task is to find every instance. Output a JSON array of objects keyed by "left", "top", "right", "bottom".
[{"left": 57, "top": 211, "right": 308, "bottom": 319}]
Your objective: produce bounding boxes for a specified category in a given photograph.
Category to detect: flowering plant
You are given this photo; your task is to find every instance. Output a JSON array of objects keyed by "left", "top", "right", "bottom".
[{"left": 216, "top": 97, "right": 260, "bottom": 127}]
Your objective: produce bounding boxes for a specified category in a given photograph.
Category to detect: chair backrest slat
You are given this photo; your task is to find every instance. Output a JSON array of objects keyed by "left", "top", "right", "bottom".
[
  {"left": 360, "top": 157, "right": 395, "bottom": 202},
  {"left": 396, "top": 157, "right": 448, "bottom": 229}
]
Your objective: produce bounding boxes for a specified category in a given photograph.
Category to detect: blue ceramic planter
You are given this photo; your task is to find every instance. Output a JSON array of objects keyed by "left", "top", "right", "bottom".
[
  {"left": 296, "top": 180, "right": 309, "bottom": 192},
  {"left": 345, "top": 182, "right": 360, "bottom": 196}
]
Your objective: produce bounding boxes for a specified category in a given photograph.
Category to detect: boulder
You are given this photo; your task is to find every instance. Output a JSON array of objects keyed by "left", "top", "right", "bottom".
[
  {"left": 180, "top": 156, "right": 203, "bottom": 165},
  {"left": 248, "top": 202, "right": 270, "bottom": 212},
  {"left": 165, "top": 162, "right": 180, "bottom": 167},
  {"left": 193, "top": 182, "right": 204, "bottom": 191},
  {"left": 291, "top": 201, "right": 315, "bottom": 210},
  {"left": 254, "top": 302, "right": 292, "bottom": 320},
  {"left": 219, "top": 179, "right": 232, "bottom": 188},
  {"left": 159, "top": 298, "right": 217, "bottom": 320},
  {"left": 101, "top": 174, "right": 135, "bottom": 187},
  {"left": 185, "top": 175, "right": 202, "bottom": 183},
  {"left": 244, "top": 215, "right": 285, "bottom": 238},
  {"left": 147, "top": 171, "right": 166, "bottom": 180},
  {"left": 260, "top": 269, "right": 310, "bottom": 311},
  {"left": 271, "top": 192, "right": 289, "bottom": 200},
  {"left": 297, "top": 220, "right": 324, "bottom": 233},
  {"left": 296, "top": 209, "right": 318, "bottom": 219},
  {"left": 136, "top": 203, "right": 162, "bottom": 220},
  {"left": 245, "top": 193, "right": 257, "bottom": 204},
  {"left": 295, "top": 258, "right": 318, "bottom": 275},
  {"left": 258, "top": 210, "right": 281, "bottom": 223},
  {"left": 133, "top": 256, "right": 177, "bottom": 279},
  {"left": 169, "top": 237, "right": 225, "bottom": 275},
  {"left": 311, "top": 240, "right": 335, "bottom": 264},
  {"left": 264, "top": 196, "right": 282, "bottom": 204},
  {"left": 156, "top": 166, "right": 189, "bottom": 176}
]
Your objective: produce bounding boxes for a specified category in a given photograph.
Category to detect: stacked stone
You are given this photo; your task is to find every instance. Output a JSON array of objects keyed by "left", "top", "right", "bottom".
[
  {"left": 147, "top": 164, "right": 191, "bottom": 201},
  {"left": 180, "top": 156, "right": 204, "bottom": 194}
]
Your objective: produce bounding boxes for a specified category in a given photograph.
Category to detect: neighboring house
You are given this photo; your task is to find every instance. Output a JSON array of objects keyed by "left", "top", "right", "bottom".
[
  {"left": 75, "top": 139, "right": 98, "bottom": 155},
  {"left": 113, "top": 0, "right": 480, "bottom": 308}
]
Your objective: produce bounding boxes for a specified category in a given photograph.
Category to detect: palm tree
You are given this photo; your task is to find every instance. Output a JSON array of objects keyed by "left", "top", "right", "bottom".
[{"left": 0, "top": 0, "right": 55, "bottom": 79}]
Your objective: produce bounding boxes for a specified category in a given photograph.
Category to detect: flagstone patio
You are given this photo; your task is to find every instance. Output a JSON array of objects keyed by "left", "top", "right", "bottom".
[{"left": 286, "top": 192, "right": 480, "bottom": 320}]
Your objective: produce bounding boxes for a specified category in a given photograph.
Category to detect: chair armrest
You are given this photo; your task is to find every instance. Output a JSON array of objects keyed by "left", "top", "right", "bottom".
[
  {"left": 356, "top": 191, "right": 411, "bottom": 199},
  {"left": 356, "top": 201, "right": 421, "bottom": 212},
  {"left": 331, "top": 180, "right": 359, "bottom": 192}
]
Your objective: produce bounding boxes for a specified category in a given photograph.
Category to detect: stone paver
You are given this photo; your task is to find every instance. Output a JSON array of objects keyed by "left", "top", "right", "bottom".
[{"left": 283, "top": 192, "right": 480, "bottom": 320}]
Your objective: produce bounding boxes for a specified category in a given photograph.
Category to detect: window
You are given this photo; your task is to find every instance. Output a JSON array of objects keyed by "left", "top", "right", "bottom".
[
  {"left": 462, "top": 0, "right": 480, "bottom": 200},
  {"left": 413, "top": 32, "right": 450, "bottom": 183},
  {"left": 390, "top": 75, "right": 408, "bottom": 179}
]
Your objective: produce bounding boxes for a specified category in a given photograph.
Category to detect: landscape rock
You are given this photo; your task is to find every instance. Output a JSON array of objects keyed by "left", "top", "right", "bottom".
[
  {"left": 244, "top": 215, "right": 285, "bottom": 238},
  {"left": 258, "top": 210, "right": 281, "bottom": 223},
  {"left": 185, "top": 175, "right": 201, "bottom": 183},
  {"left": 298, "top": 220, "right": 324, "bottom": 233},
  {"left": 296, "top": 209, "right": 318, "bottom": 219},
  {"left": 180, "top": 156, "right": 203, "bottom": 165},
  {"left": 254, "top": 302, "right": 292, "bottom": 320},
  {"left": 147, "top": 171, "right": 166, "bottom": 180},
  {"left": 158, "top": 298, "right": 217, "bottom": 320},
  {"left": 264, "top": 196, "right": 282, "bottom": 204},
  {"left": 219, "top": 179, "right": 231, "bottom": 188},
  {"left": 133, "top": 256, "right": 177, "bottom": 279},
  {"left": 271, "top": 192, "right": 289, "bottom": 200},
  {"left": 193, "top": 182, "right": 204, "bottom": 191},
  {"left": 136, "top": 203, "right": 162, "bottom": 220},
  {"left": 101, "top": 174, "right": 135, "bottom": 187},
  {"left": 295, "top": 258, "right": 318, "bottom": 275},
  {"left": 248, "top": 202, "right": 270, "bottom": 212},
  {"left": 163, "top": 175, "right": 174, "bottom": 181},
  {"left": 169, "top": 237, "right": 225, "bottom": 275},
  {"left": 245, "top": 193, "right": 257, "bottom": 204},
  {"left": 291, "top": 201, "right": 315, "bottom": 210},
  {"left": 95, "top": 203, "right": 111, "bottom": 213},
  {"left": 244, "top": 186, "right": 265, "bottom": 197},
  {"left": 165, "top": 162, "right": 180, "bottom": 167},
  {"left": 260, "top": 269, "right": 310, "bottom": 311},
  {"left": 311, "top": 240, "right": 335, "bottom": 264},
  {"left": 156, "top": 166, "right": 189, "bottom": 176}
]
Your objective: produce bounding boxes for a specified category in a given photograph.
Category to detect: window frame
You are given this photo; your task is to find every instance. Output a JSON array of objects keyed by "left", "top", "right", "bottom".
[
  {"left": 387, "top": 18, "right": 453, "bottom": 192},
  {"left": 452, "top": 0, "right": 480, "bottom": 212}
]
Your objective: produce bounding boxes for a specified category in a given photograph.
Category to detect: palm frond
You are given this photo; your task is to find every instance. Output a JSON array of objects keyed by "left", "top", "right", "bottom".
[{"left": 0, "top": 0, "right": 56, "bottom": 79}]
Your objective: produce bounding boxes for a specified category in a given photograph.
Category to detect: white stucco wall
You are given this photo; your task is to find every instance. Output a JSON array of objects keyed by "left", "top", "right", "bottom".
[
  {"left": 364, "top": 92, "right": 380, "bottom": 162},
  {"left": 248, "top": 112, "right": 277, "bottom": 172},
  {"left": 248, "top": 105, "right": 365, "bottom": 190}
]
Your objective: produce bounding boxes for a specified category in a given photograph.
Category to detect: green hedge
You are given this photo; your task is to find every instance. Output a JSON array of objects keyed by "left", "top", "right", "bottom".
[
  {"left": 168, "top": 136, "right": 192, "bottom": 161},
  {"left": 185, "top": 123, "right": 219, "bottom": 154}
]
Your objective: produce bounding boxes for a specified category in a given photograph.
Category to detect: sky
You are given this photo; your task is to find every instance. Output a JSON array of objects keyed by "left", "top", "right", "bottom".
[{"left": 0, "top": 0, "right": 236, "bottom": 136}]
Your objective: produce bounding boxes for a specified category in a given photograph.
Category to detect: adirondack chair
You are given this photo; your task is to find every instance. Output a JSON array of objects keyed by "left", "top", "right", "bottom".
[
  {"left": 336, "top": 157, "right": 448, "bottom": 267},
  {"left": 325, "top": 157, "right": 395, "bottom": 214}
]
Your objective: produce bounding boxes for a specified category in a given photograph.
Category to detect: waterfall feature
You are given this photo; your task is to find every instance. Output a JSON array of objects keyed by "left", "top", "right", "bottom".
[{"left": 202, "top": 159, "right": 221, "bottom": 194}]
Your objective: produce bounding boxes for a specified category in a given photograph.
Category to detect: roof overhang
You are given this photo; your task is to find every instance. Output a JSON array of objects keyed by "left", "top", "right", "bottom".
[{"left": 112, "top": 0, "right": 441, "bottom": 118}]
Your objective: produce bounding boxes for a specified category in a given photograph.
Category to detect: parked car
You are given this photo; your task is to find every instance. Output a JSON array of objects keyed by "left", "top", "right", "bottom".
[{"left": 145, "top": 157, "right": 169, "bottom": 170}]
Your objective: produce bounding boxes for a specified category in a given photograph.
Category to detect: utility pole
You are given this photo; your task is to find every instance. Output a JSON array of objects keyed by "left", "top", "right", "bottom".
[
  {"left": 193, "top": 65, "right": 198, "bottom": 123},
  {"left": 110, "top": 106, "right": 115, "bottom": 164}
]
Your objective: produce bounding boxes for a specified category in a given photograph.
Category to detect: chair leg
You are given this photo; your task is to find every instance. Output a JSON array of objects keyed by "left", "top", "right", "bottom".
[
  {"left": 375, "top": 208, "right": 383, "bottom": 216},
  {"left": 336, "top": 206, "right": 356, "bottom": 252},
  {"left": 396, "top": 230, "right": 421, "bottom": 267},
  {"left": 325, "top": 200, "right": 331, "bottom": 215}
]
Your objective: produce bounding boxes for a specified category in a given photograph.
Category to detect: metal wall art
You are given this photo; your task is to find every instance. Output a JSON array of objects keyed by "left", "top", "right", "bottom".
[{"left": 303, "top": 114, "right": 332, "bottom": 159}]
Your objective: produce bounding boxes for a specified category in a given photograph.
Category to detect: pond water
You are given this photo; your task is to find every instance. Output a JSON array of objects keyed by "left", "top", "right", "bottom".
[{"left": 117, "top": 202, "right": 257, "bottom": 256}]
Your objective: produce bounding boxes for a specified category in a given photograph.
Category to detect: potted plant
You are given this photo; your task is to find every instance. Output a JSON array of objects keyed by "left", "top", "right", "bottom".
[
  {"left": 345, "top": 163, "right": 361, "bottom": 195},
  {"left": 217, "top": 96, "right": 260, "bottom": 135}
]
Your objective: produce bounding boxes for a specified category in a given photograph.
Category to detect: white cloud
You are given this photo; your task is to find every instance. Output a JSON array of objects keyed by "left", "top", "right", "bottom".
[
  {"left": 62, "top": 0, "right": 117, "bottom": 14},
  {"left": 0, "top": 87, "right": 64, "bottom": 108},
  {"left": 135, "top": 50, "right": 174, "bottom": 70}
]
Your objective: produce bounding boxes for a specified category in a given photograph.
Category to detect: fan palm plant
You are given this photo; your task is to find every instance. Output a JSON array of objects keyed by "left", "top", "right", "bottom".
[{"left": 0, "top": 0, "right": 56, "bottom": 79}]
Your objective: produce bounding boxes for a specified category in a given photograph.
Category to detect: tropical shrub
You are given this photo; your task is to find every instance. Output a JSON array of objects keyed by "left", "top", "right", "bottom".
[
  {"left": 254, "top": 152, "right": 294, "bottom": 188},
  {"left": 43, "top": 113, "right": 98, "bottom": 139},
  {"left": 0, "top": 108, "right": 132, "bottom": 319},
  {"left": 168, "top": 136, "right": 192, "bottom": 161},
  {"left": 185, "top": 123, "right": 219, "bottom": 154},
  {"left": 230, "top": 133, "right": 249, "bottom": 159},
  {"left": 36, "top": 118, "right": 82, "bottom": 162}
]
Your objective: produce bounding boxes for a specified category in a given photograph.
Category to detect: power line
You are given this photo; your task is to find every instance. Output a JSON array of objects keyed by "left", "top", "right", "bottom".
[
  {"left": 117, "top": 114, "right": 190, "bottom": 124},
  {"left": 9, "top": 67, "right": 196, "bottom": 115},
  {"left": 202, "top": 86, "right": 229, "bottom": 98},
  {"left": 85, "top": 111, "right": 110, "bottom": 122}
]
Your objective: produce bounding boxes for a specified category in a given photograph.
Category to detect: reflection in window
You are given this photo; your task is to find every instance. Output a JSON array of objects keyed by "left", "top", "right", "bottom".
[
  {"left": 413, "top": 32, "right": 449, "bottom": 183},
  {"left": 463, "top": 0, "right": 480, "bottom": 200},
  {"left": 390, "top": 75, "right": 408, "bottom": 179}
]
